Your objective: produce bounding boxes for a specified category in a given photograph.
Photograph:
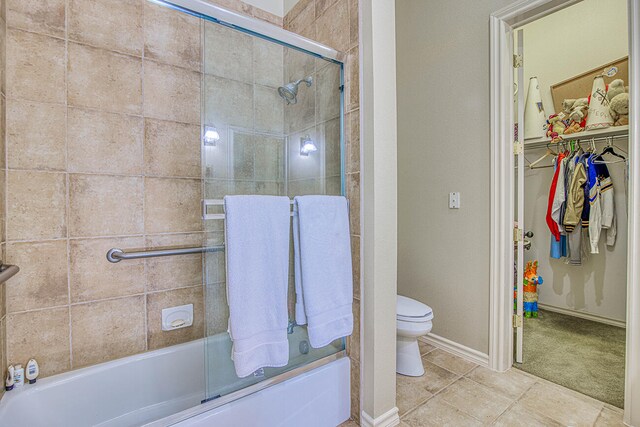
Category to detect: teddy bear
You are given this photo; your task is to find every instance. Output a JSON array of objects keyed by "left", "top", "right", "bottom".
[
  {"left": 607, "top": 79, "right": 626, "bottom": 102},
  {"left": 562, "top": 98, "right": 576, "bottom": 116},
  {"left": 568, "top": 98, "right": 589, "bottom": 124},
  {"left": 609, "top": 92, "right": 629, "bottom": 126}
]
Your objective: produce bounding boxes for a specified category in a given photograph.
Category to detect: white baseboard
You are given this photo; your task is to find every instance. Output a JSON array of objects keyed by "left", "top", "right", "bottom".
[
  {"left": 538, "top": 304, "right": 626, "bottom": 329},
  {"left": 419, "top": 333, "right": 489, "bottom": 367},
  {"left": 361, "top": 407, "right": 400, "bottom": 427}
]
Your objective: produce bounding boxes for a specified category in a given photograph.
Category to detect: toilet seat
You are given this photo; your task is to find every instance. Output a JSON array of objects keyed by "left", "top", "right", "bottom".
[{"left": 397, "top": 295, "right": 433, "bottom": 322}]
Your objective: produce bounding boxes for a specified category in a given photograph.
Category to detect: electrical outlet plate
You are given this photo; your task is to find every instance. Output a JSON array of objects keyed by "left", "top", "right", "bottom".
[{"left": 162, "top": 304, "right": 194, "bottom": 331}]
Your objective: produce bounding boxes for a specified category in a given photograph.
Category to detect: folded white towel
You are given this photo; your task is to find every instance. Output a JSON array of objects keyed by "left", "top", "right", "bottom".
[
  {"left": 293, "top": 195, "right": 353, "bottom": 348},
  {"left": 224, "top": 195, "right": 291, "bottom": 378}
]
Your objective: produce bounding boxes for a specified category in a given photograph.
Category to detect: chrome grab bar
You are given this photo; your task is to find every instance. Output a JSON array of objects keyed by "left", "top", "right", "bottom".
[
  {"left": 107, "top": 246, "right": 225, "bottom": 263},
  {"left": 0, "top": 264, "right": 20, "bottom": 283}
]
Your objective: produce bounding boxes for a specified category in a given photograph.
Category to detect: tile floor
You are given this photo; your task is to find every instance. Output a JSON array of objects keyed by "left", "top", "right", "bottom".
[{"left": 340, "top": 340, "right": 625, "bottom": 427}]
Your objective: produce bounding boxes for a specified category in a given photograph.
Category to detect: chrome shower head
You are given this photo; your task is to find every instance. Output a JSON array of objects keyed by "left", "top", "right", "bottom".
[{"left": 277, "top": 76, "right": 313, "bottom": 105}]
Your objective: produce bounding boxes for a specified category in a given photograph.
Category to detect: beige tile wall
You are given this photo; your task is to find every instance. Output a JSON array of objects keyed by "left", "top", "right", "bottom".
[
  {"left": 0, "top": 0, "right": 282, "bottom": 380},
  {"left": 284, "top": 0, "right": 361, "bottom": 421},
  {"left": 0, "top": 0, "right": 6, "bottom": 401}
]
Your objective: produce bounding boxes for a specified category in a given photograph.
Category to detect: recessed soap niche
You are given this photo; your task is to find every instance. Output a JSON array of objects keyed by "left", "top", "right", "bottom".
[{"left": 161, "top": 304, "right": 194, "bottom": 331}]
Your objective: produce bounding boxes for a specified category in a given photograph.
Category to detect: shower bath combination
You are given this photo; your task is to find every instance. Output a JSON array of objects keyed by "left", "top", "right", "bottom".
[{"left": 278, "top": 76, "right": 313, "bottom": 104}]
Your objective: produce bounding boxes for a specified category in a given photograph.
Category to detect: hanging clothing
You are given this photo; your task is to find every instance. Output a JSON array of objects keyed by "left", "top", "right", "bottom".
[
  {"left": 587, "top": 154, "right": 603, "bottom": 254},
  {"left": 563, "top": 159, "right": 587, "bottom": 232},
  {"left": 546, "top": 153, "right": 565, "bottom": 241},
  {"left": 595, "top": 158, "right": 617, "bottom": 247}
]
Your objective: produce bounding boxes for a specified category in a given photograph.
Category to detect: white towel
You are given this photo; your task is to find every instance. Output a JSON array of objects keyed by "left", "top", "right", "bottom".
[
  {"left": 224, "top": 195, "right": 291, "bottom": 378},
  {"left": 293, "top": 195, "right": 353, "bottom": 348}
]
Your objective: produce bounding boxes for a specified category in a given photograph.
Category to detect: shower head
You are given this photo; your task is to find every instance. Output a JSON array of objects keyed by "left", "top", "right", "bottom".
[{"left": 277, "top": 76, "right": 313, "bottom": 105}]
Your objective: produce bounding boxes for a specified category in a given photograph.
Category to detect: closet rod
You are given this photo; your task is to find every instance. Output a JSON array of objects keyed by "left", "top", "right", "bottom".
[{"left": 524, "top": 134, "right": 628, "bottom": 151}]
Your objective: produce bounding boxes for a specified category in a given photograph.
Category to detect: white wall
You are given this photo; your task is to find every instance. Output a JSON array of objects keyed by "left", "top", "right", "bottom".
[
  {"left": 396, "top": 0, "right": 513, "bottom": 355},
  {"left": 244, "top": 0, "right": 285, "bottom": 17},
  {"left": 284, "top": 0, "right": 299, "bottom": 15},
  {"left": 522, "top": 0, "right": 628, "bottom": 116},
  {"left": 522, "top": 0, "right": 629, "bottom": 322},
  {"left": 362, "top": 0, "right": 399, "bottom": 420}
]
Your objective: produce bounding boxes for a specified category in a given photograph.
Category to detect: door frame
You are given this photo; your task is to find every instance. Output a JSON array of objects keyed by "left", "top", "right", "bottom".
[{"left": 488, "top": 0, "right": 640, "bottom": 425}]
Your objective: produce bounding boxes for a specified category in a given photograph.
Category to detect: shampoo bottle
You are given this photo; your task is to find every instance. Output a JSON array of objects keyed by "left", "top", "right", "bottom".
[
  {"left": 14, "top": 364, "right": 24, "bottom": 387},
  {"left": 25, "top": 359, "right": 39, "bottom": 384},
  {"left": 5, "top": 365, "right": 14, "bottom": 391}
]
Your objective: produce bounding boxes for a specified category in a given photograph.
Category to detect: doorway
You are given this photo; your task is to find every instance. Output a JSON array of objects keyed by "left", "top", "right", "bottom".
[
  {"left": 512, "top": 0, "right": 628, "bottom": 408},
  {"left": 489, "top": 0, "right": 640, "bottom": 424}
]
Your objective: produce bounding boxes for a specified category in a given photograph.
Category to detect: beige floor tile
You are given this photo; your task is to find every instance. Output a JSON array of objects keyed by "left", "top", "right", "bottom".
[
  {"left": 418, "top": 340, "right": 435, "bottom": 356},
  {"left": 465, "top": 365, "right": 536, "bottom": 400},
  {"left": 518, "top": 382, "right": 603, "bottom": 427},
  {"left": 423, "top": 348, "right": 477, "bottom": 375},
  {"left": 594, "top": 407, "right": 625, "bottom": 426},
  {"left": 396, "top": 361, "right": 458, "bottom": 416},
  {"left": 338, "top": 421, "right": 358, "bottom": 427},
  {"left": 438, "top": 377, "right": 512, "bottom": 424},
  {"left": 402, "top": 395, "right": 482, "bottom": 427},
  {"left": 492, "top": 402, "right": 562, "bottom": 426}
]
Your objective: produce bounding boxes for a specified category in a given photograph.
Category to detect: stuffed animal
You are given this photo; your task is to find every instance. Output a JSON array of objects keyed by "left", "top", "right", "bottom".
[
  {"left": 568, "top": 98, "right": 589, "bottom": 124},
  {"left": 547, "top": 114, "right": 567, "bottom": 136},
  {"left": 562, "top": 98, "right": 576, "bottom": 116},
  {"left": 607, "top": 79, "right": 626, "bottom": 102},
  {"left": 609, "top": 92, "right": 629, "bottom": 126},
  {"left": 564, "top": 121, "right": 583, "bottom": 134}
]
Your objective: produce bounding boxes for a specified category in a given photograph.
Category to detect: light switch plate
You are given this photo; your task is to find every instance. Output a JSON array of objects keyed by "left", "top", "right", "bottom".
[{"left": 449, "top": 192, "right": 460, "bottom": 209}]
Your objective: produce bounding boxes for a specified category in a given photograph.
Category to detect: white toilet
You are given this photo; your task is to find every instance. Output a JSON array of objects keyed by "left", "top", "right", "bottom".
[{"left": 396, "top": 295, "right": 434, "bottom": 376}]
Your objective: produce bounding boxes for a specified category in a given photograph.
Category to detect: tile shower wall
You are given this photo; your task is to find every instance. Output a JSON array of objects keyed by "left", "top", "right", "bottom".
[
  {"left": 0, "top": 0, "right": 6, "bottom": 400},
  {"left": 284, "top": 0, "right": 360, "bottom": 421},
  {"left": 0, "top": 0, "right": 282, "bottom": 380}
]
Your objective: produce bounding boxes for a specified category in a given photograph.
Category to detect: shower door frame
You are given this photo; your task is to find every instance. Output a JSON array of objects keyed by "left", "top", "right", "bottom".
[
  {"left": 488, "top": 0, "right": 640, "bottom": 425},
  {"left": 147, "top": 0, "right": 349, "bottom": 424}
]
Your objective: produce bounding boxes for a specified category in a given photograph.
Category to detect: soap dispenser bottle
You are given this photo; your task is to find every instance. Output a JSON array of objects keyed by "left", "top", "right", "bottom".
[
  {"left": 5, "top": 365, "right": 14, "bottom": 391},
  {"left": 13, "top": 364, "right": 24, "bottom": 387},
  {"left": 25, "top": 359, "right": 39, "bottom": 384}
]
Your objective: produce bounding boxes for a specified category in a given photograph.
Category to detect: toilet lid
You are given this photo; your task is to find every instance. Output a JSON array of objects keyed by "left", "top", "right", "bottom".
[{"left": 397, "top": 295, "right": 433, "bottom": 321}]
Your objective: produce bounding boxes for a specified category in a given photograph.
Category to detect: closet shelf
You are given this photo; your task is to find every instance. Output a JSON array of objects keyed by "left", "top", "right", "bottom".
[{"left": 524, "top": 125, "right": 629, "bottom": 150}]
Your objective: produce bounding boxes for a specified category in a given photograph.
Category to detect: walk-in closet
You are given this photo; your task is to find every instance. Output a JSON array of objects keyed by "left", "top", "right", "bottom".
[{"left": 515, "top": 0, "right": 629, "bottom": 408}]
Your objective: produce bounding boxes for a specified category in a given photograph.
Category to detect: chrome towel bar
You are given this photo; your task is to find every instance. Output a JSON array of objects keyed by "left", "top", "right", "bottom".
[
  {"left": 107, "top": 245, "right": 225, "bottom": 263},
  {"left": 0, "top": 264, "right": 20, "bottom": 283}
]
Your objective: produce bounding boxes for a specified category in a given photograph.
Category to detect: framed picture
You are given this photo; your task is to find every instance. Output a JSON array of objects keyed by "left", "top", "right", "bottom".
[{"left": 550, "top": 57, "right": 628, "bottom": 113}]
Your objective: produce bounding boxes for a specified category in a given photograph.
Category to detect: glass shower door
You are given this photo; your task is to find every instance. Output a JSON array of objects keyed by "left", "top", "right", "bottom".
[{"left": 201, "top": 19, "right": 345, "bottom": 402}]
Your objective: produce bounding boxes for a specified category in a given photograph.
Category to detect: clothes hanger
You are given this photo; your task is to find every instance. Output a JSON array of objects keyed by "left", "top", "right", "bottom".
[
  {"left": 529, "top": 142, "right": 557, "bottom": 169},
  {"left": 593, "top": 137, "right": 627, "bottom": 164}
]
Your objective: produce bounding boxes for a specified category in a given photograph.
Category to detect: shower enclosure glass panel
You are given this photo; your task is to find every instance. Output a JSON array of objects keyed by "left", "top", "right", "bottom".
[{"left": 200, "top": 19, "right": 345, "bottom": 401}]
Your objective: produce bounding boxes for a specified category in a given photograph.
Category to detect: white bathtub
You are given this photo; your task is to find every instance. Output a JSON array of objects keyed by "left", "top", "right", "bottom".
[{"left": 0, "top": 333, "right": 349, "bottom": 427}]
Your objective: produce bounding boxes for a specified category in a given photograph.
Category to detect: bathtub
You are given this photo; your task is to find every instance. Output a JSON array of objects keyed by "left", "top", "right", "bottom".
[{"left": 0, "top": 331, "right": 350, "bottom": 427}]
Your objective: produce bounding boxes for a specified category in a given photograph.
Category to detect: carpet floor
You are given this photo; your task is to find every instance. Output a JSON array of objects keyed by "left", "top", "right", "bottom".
[{"left": 514, "top": 309, "right": 626, "bottom": 408}]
